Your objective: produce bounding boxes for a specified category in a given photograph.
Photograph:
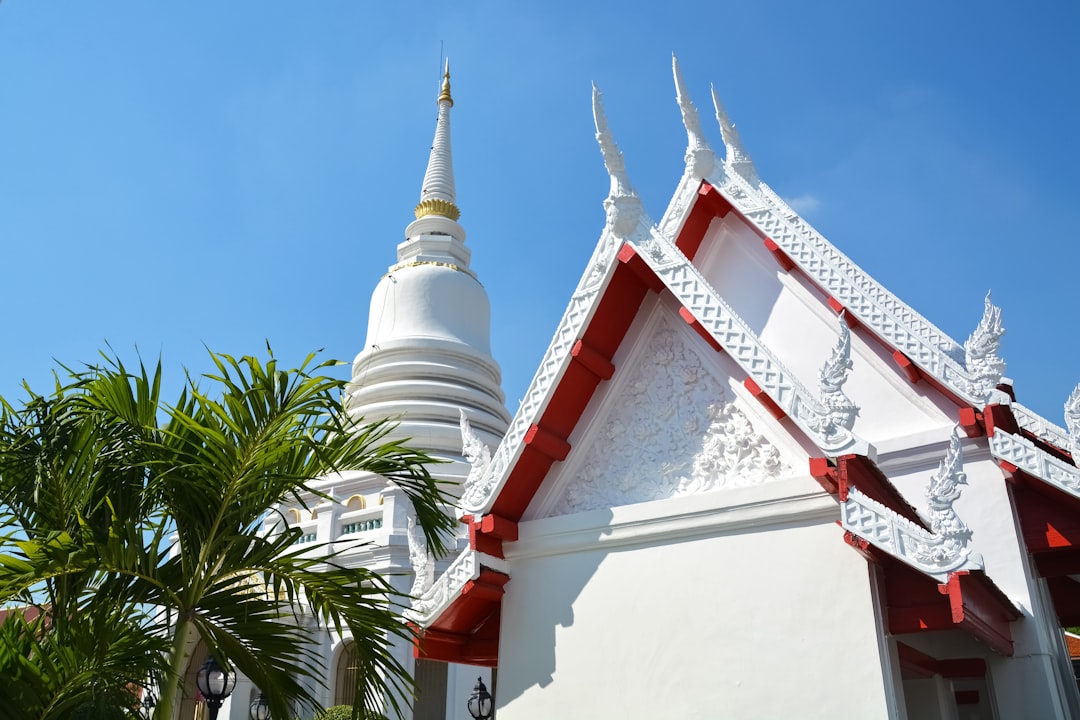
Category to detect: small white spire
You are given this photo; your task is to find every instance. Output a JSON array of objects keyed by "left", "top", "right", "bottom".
[
  {"left": 711, "top": 85, "right": 759, "bottom": 185},
  {"left": 592, "top": 82, "right": 644, "bottom": 239},
  {"left": 671, "top": 54, "right": 716, "bottom": 178},
  {"left": 415, "top": 58, "right": 460, "bottom": 221}
]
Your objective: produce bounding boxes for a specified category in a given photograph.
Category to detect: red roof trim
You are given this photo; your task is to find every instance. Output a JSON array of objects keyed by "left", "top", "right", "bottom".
[
  {"left": 417, "top": 567, "right": 510, "bottom": 667},
  {"left": 940, "top": 570, "right": 1020, "bottom": 656},
  {"left": 846, "top": 538, "right": 1018, "bottom": 655},
  {"left": 837, "top": 454, "right": 927, "bottom": 529}
]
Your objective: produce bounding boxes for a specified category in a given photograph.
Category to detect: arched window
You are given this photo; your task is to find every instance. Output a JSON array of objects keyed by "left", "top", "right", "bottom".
[
  {"left": 286, "top": 508, "right": 303, "bottom": 525},
  {"left": 346, "top": 494, "right": 367, "bottom": 511},
  {"left": 334, "top": 641, "right": 359, "bottom": 707}
]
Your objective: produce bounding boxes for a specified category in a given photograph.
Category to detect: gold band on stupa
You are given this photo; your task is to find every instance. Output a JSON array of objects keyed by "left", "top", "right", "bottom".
[{"left": 414, "top": 198, "right": 461, "bottom": 221}]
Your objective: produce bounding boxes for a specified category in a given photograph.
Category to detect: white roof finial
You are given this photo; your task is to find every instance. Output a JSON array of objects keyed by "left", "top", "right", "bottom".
[
  {"left": 672, "top": 54, "right": 716, "bottom": 178},
  {"left": 710, "top": 85, "right": 759, "bottom": 185},
  {"left": 592, "top": 83, "right": 643, "bottom": 238},
  {"left": 415, "top": 58, "right": 460, "bottom": 221}
]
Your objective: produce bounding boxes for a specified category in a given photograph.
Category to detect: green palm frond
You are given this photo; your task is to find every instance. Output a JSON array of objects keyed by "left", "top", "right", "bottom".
[{"left": 0, "top": 348, "right": 454, "bottom": 720}]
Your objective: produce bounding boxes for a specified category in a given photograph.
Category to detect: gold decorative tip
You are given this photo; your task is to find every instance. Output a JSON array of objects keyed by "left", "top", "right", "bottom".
[
  {"left": 414, "top": 198, "right": 461, "bottom": 221},
  {"left": 438, "top": 58, "right": 453, "bottom": 106}
]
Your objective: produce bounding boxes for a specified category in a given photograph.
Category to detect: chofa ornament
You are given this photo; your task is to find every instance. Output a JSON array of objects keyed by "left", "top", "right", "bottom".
[{"left": 592, "top": 83, "right": 644, "bottom": 239}]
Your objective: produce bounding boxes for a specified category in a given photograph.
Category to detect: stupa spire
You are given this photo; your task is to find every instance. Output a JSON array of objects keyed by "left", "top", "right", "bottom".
[{"left": 415, "top": 58, "right": 460, "bottom": 222}]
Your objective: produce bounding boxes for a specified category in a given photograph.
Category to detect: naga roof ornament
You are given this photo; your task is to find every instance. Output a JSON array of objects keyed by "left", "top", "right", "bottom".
[
  {"left": 1065, "top": 383, "right": 1080, "bottom": 461},
  {"left": 919, "top": 427, "right": 976, "bottom": 568},
  {"left": 816, "top": 313, "right": 858, "bottom": 434},
  {"left": 960, "top": 292, "right": 1006, "bottom": 399},
  {"left": 671, "top": 54, "right": 717, "bottom": 179},
  {"left": 415, "top": 58, "right": 461, "bottom": 222},
  {"left": 710, "top": 85, "right": 759, "bottom": 185},
  {"left": 592, "top": 82, "right": 644, "bottom": 239},
  {"left": 842, "top": 426, "right": 982, "bottom": 582}
]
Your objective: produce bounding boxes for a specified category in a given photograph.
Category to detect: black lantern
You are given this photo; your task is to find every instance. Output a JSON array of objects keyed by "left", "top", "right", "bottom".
[
  {"left": 249, "top": 693, "right": 271, "bottom": 720},
  {"left": 195, "top": 656, "right": 237, "bottom": 720},
  {"left": 466, "top": 676, "right": 493, "bottom": 720}
]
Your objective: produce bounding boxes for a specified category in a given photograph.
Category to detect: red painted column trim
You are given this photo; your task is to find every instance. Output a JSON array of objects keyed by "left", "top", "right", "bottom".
[
  {"left": 982, "top": 404, "right": 1020, "bottom": 437},
  {"left": 892, "top": 351, "right": 922, "bottom": 383},
  {"left": 826, "top": 297, "right": 858, "bottom": 327},
  {"left": 571, "top": 339, "right": 615, "bottom": 380},
  {"left": 809, "top": 457, "right": 839, "bottom": 494},
  {"left": 678, "top": 307, "right": 723, "bottom": 352},
  {"left": 698, "top": 182, "right": 734, "bottom": 219},
  {"left": 524, "top": 424, "right": 571, "bottom": 462},
  {"left": 763, "top": 238, "right": 795, "bottom": 272},
  {"left": 939, "top": 571, "right": 1019, "bottom": 657},
  {"left": 743, "top": 377, "right": 785, "bottom": 420},
  {"left": 958, "top": 407, "right": 985, "bottom": 438},
  {"left": 480, "top": 513, "right": 519, "bottom": 542},
  {"left": 617, "top": 244, "right": 665, "bottom": 293}
]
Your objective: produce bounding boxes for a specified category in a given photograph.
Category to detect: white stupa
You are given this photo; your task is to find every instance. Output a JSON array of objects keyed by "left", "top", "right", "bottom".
[{"left": 345, "top": 60, "right": 511, "bottom": 471}]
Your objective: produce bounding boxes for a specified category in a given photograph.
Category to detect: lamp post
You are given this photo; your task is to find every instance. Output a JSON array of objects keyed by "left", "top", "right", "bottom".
[
  {"left": 466, "top": 676, "right": 493, "bottom": 720},
  {"left": 249, "top": 693, "right": 271, "bottom": 720},
  {"left": 195, "top": 656, "right": 237, "bottom": 720}
]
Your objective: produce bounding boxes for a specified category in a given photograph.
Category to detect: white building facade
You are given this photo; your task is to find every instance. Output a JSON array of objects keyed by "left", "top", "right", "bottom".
[{"left": 412, "top": 58, "right": 1080, "bottom": 720}]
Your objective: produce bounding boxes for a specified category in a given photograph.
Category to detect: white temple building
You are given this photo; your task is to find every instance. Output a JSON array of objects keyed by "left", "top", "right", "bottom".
[
  {"left": 407, "top": 57, "right": 1080, "bottom": 719},
  {"left": 186, "top": 56, "right": 1080, "bottom": 719}
]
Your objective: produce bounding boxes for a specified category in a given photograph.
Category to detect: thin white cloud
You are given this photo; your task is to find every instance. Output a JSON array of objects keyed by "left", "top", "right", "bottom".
[{"left": 783, "top": 194, "right": 821, "bottom": 214}]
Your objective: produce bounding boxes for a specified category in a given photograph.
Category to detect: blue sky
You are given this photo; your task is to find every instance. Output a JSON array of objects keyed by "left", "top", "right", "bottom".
[{"left": 1, "top": 2, "right": 1077, "bottom": 426}]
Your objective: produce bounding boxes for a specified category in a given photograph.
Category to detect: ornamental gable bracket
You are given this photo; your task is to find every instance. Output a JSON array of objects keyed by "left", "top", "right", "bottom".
[
  {"left": 592, "top": 83, "right": 645, "bottom": 240},
  {"left": 842, "top": 427, "right": 982, "bottom": 583}
]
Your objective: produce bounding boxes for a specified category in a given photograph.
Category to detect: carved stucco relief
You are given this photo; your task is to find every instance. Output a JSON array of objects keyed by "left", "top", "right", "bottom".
[{"left": 548, "top": 318, "right": 789, "bottom": 517}]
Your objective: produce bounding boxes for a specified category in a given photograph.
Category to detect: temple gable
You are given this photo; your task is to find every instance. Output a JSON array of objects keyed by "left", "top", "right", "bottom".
[{"left": 532, "top": 306, "right": 797, "bottom": 520}]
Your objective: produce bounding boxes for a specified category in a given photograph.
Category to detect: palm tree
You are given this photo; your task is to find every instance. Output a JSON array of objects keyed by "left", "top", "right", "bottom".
[{"left": 0, "top": 351, "right": 455, "bottom": 720}]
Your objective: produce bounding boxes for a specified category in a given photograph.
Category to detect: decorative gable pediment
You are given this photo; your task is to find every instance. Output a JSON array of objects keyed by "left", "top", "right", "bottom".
[{"left": 533, "top": 307, "right": 795, "bottom": 519}]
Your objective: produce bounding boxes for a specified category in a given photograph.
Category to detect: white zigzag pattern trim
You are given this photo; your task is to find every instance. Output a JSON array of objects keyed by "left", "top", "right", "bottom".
[
  {"left": 1012, "top": 402, "right": 1072, "bottom": 452},
  {"left": 841, "top": 487, "right": 983, "bottom": 583},
  {"left": 989, "top": 430, "right": 1080, "bottom": 496},
  {"left": 661, "top": 164, "right": 1005, "bottom": 407}
]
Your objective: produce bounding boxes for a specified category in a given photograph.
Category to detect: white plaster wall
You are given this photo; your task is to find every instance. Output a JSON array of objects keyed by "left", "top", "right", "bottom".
[{"left": 496, "top": 499, "right": 893, "bottom": 719}]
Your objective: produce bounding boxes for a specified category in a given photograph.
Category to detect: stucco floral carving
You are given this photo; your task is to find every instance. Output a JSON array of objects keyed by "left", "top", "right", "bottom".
[{"left": 549, "top": 320, "right": 788, "bottom": 516}]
